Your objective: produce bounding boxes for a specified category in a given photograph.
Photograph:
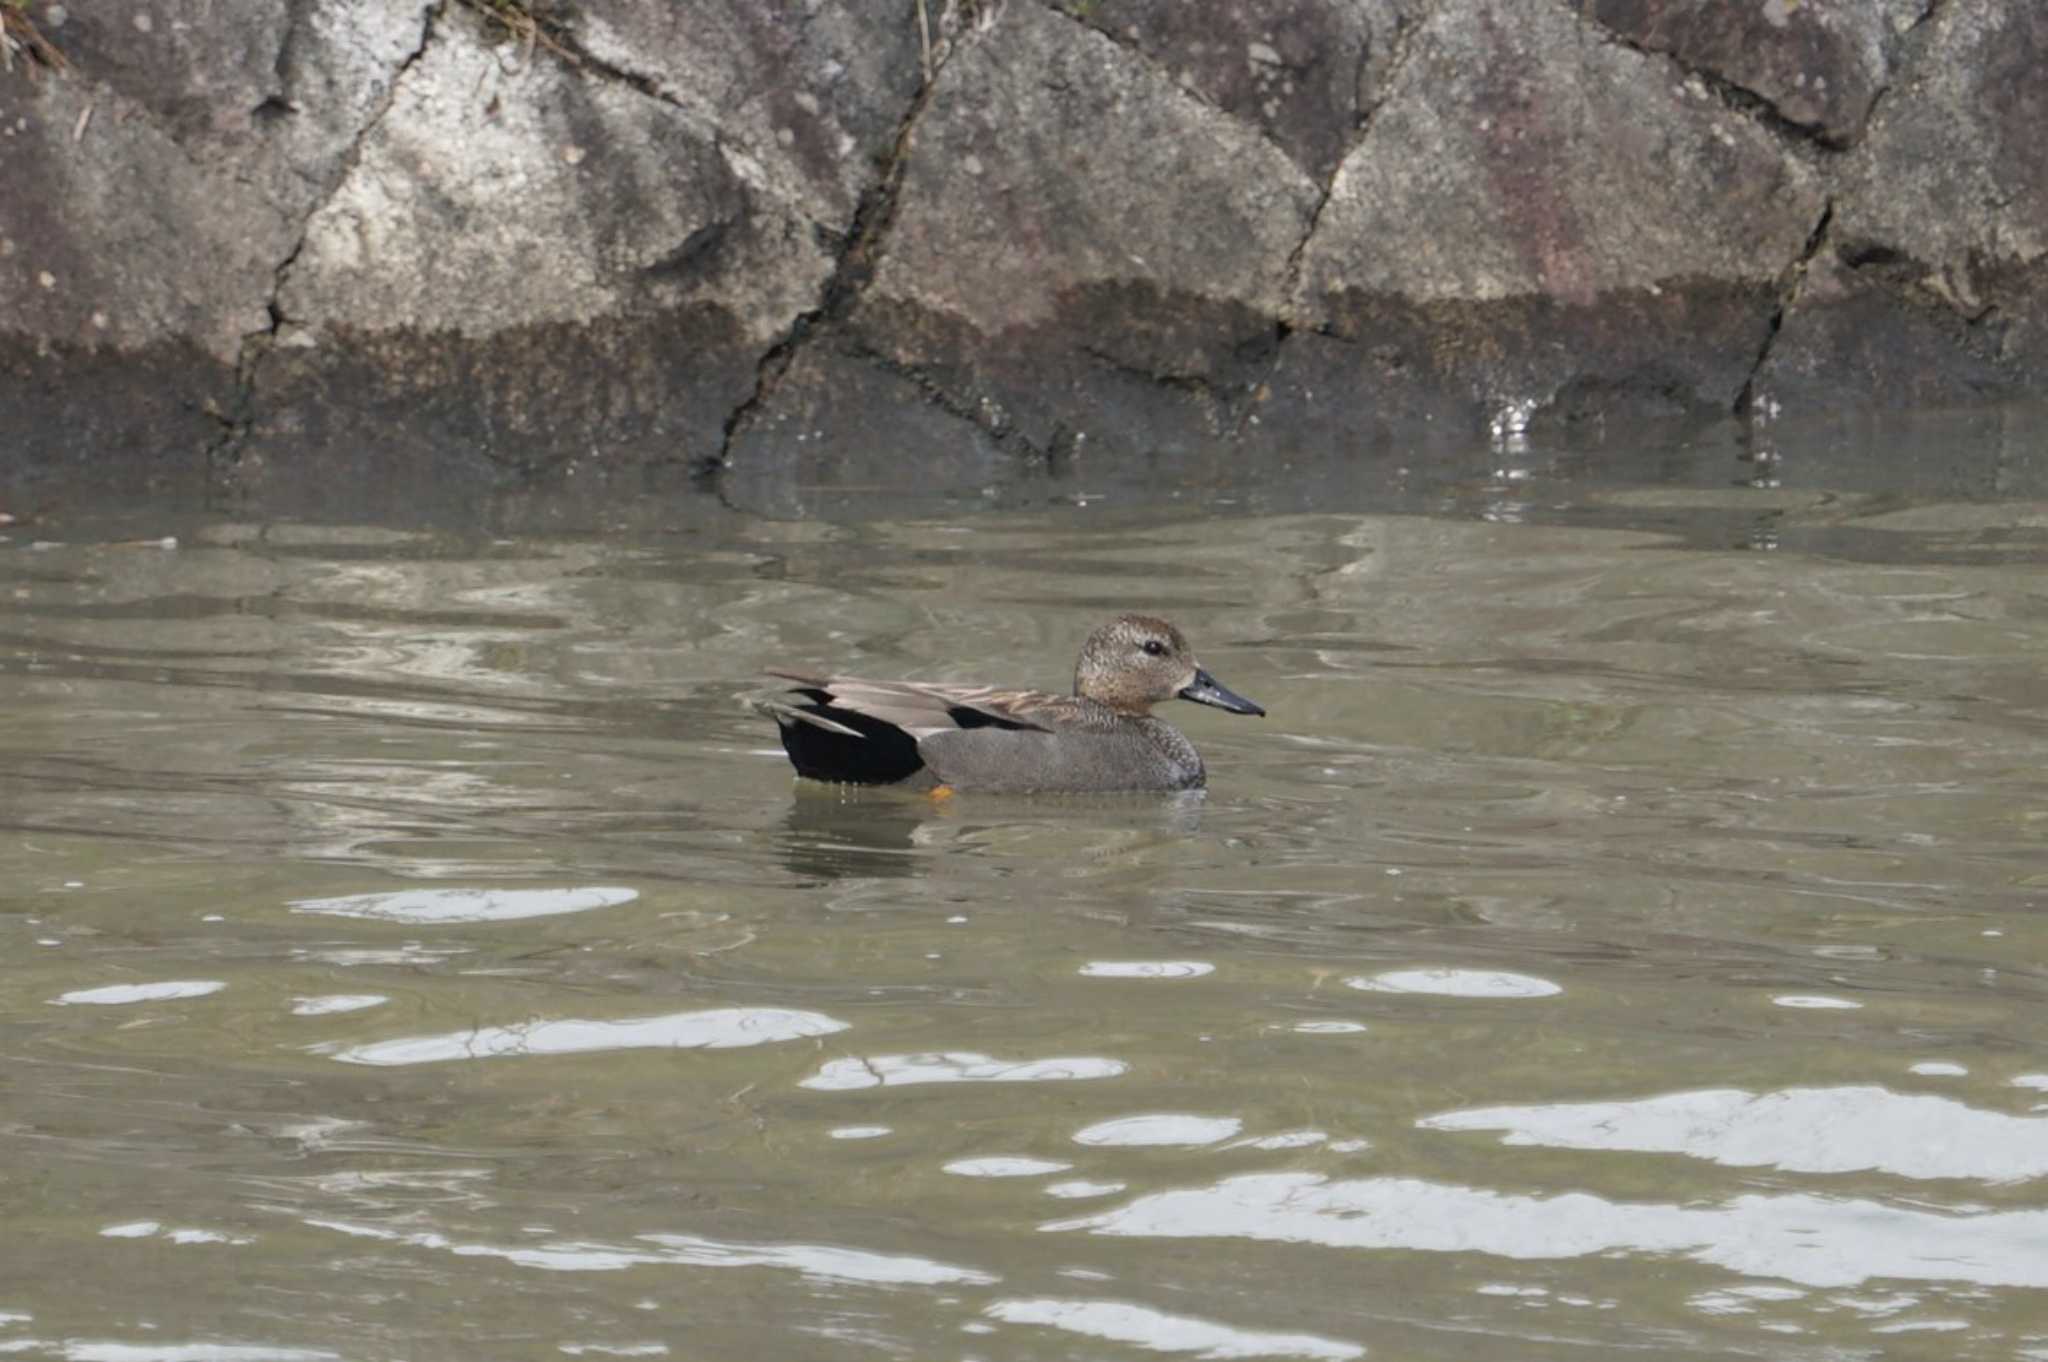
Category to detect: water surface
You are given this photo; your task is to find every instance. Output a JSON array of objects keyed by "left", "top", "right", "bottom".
[{"left": 4, "top": 412, "right": 2048, "bottom": 1360}]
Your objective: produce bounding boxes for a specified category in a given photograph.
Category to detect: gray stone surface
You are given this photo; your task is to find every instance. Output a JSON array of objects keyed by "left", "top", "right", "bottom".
[
  {"left": 571, "top": 0, "right": 921, "bottom": 223},
  {"left": 1048, "top": 0, "right": 1428, "bottom": 178},
  {"left": 3, "top": 0, "right": 2046, "bottom": 515},
  {"left": 1, "top": 0, "right": 433, "bottom": 362},
  {"left": 40, "top": 0, "right": 434, "bottom": 219},
  {"left": 1, "top": 73, "right": 284, "bottom": 365},
  {"left": 273, "top": 19, "right": 833, "bottom": 343},
  {"left": 1292, "top": 0, "right": 1826, "bottom": 423},
  {"left": 835, "top": 0, "right": 1319, "bottom": 461},
  {"left": 247, "top": 3, "right": 921, "bottom": 481},
  {"left": 1300, "top": 0, "right": 1826, "bottom": 304},
  {"left": 1576, "top": 0, "right": 1916, "bottom": 145},
  {"left": 0, "top": 0, "right": 431, "bottom": 502},
  {"left": 1759, "top": 0, "right": 2048, "bottom": 408}
]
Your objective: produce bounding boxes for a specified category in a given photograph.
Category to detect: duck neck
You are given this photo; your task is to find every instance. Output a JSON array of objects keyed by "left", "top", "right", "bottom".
[{"left": 1077, "top": 688, "right": 1154, "bottom": 717}]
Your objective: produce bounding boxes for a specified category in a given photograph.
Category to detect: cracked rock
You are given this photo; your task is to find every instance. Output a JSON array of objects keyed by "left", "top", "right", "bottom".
[
  {"left": 1290, "top": 0, "right": 1826, "bottom": 430},
  {"left": 242, "top": 11, "right": 888, "bottom": 493},
  {"left": 1046, "top": 0, "right": 1429, "bottom": 179},
  {"left": 831, "top": 0, "right": 1319, "bottom": 463},
  {"left": 1757, "top": 0, "right": 2048, "bottom": 409},
  {"left": 1575, "top": 0, "right": 1918, "bottom": 146}
]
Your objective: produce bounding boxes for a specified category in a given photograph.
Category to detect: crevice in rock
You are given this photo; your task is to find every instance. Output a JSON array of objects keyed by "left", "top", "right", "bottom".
[
  {"left": 842, "top": 337, "right": 1052, "bottom": 464},
  {"left": 1352, "top": 0, "right": 1435, "bottom": 136},
  {"left": 1856, "top": 0, "right": 1944, "bottom": 134},
  {"left": 1907, "top": 0, "right": 1948, "bottom": 33},
  {"left": 1076, "top": 343, "right": 1233, "bottom": 435},
  {"left": 511, "top": 19, "right": 679, "bottom": 112},
  {"left": 1737, "top": 197, "right": 1833, "bottom": 416},
  {"left": 430, "top": 3, "right": 976, "bottom": 505},
  {"left": 1569, "top": 2, "right": 1857, "bottom": 154},
  {"left": 708, "top": 35, "right": 955, "bottom": 492},
  {"left": 1033, "top": 2, "right": 1238, "bottom": 126},
  {"left": 207, "top": 0, "right": 446, "bottom": 502},
  {"left": 915, "top": 0, "right": 1005, "bottom": 85},
  {"left": 1250, "top": 3, "right": 1434, "bottom": 441},
  {"left": 1031, "top": 0, "right": 1342, "bottom": 180},
  {"left": 442, "top": 3, "right": 844, "bottom": 512}
]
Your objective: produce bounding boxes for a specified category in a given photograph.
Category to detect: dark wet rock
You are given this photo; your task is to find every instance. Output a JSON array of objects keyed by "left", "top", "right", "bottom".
[
  {"left": 237, "top": 307, "right": 757, "bottom": 508},
  {"left": 1293, "top": 286, "right": 1789, "bottom": 438},
  {"left": 845, "top": 282, "right": 1282, "bottom": 466},
  {"left": 1574, "top": 0, "right": 1920, "bottom": 146},
  {"left": 1759, "top": 0, "right": 2048, "bottom": 410},
  {"left": 0, "top": 337, "right": 225, "bottom": 511},
  {"left": 1295, "top": 0, "right": 1825, "bottom": 429},
  {"left": 1751, "top": 251, "right": 2026, "bottom": 412},
  {"left": 0, "top": 65, "right": 275, "bottom": 511},
  {"left": 722, "top": 344, "right": 1013, "bottom": 519}
]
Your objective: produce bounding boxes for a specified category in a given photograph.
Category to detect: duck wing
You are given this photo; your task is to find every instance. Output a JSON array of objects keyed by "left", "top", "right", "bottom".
[{"left": 765, "top": 671, "right": 1061, "bottom": 738}]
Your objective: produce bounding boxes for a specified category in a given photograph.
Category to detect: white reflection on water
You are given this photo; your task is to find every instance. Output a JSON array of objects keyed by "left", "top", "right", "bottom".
[
  {"left": 801, "top": 1051, "right": 1127, "bottom": 1090},
  {"left": 308, "top": 1218, "right": 995, "bottom": 1285},
  {"left": 1044, "top": 1172, "right": 2048, "bottom": 1288},
  {"left": 943, "top": 1157, "right": 1073, "bottom": 1177},
  {"left": 1044, "top": 1181, "right": 1127, "bottom": 1199},
  {"left": 290, "top": 885, "right": 639, "bottom": 923},
  {"left": 326, "top": 1007, "right": 848, "bottom": 1066},
  {"left": 1074, "top": 1115, "right": 1243, "bottom": 1147},
  {"left": 128, "top": 1227, "right": 245, "bottom": 1247},
  {"left": 23, "top": 1345, "right": 342, "bottom": 1361},
  {"left": 290, "top": 945, "right": 472, "bottom": 967},
  {"left": 289, "top": 994, "right": 388, "bottom": 1017},
  {"left": 49, "top": 981, "right": 225, "bottom": 1006},
  {"left": 1344, "top": 969, "right": 1561, "bottom": 998},
  {"left": 1226, "top": 1130, "right": 1327, "bottom": 1151},
  {"left": 1421, "top": 1086, "right": 2048, "bottom": 1181},
  {"left": 1688, "top": 1284, "right": 1808, "bottom": 1316},
  {"left": 1078, "top": 961, "right": 1216, "bottom": 979},
  {"left": 985, "top": 1297, "right": 1363, "bottom": 1360},
  {"left": 1772, "top": 995, "right": 1862, "bottom": 1010}
]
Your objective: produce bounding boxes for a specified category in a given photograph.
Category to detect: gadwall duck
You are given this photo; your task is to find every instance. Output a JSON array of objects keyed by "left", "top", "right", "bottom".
[{"left": 764, "top": 614, "right": 1264, "bottom": 793}]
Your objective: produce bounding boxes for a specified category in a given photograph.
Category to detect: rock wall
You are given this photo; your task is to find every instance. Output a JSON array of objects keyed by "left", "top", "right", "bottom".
[{"left": 3, "top": 0, "right": 2044, "bottom": 515}]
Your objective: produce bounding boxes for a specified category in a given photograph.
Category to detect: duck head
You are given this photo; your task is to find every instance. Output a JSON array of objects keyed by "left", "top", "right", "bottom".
[{"left": 1074, "top": 614, "right": 1266, "bottom": 718}]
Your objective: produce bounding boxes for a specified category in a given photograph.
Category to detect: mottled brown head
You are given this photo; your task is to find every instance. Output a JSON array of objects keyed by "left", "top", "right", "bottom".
[{"left": 1073, "top": 614, "right": 1265, "bottom": 718}]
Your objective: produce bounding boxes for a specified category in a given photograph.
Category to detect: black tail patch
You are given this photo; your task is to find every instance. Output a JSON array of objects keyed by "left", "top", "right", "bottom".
[{"left": 776, "top": 703, "right": 927, "bottom": 785}]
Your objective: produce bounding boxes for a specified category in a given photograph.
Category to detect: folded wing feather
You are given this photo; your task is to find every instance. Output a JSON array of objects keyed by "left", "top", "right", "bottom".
[{"left": 765, "top": 670, "right": 1059, "bottom": 738}]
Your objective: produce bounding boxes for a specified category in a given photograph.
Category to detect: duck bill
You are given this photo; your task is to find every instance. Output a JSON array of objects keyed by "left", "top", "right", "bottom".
[{"left": 1179, "top": 667, "right": 1265, "bottom": 717}]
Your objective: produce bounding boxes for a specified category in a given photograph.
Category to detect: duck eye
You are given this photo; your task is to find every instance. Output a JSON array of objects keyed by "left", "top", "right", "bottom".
[{"left": 1140, "top": 639, "right": 1168, "bottom": 657}]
